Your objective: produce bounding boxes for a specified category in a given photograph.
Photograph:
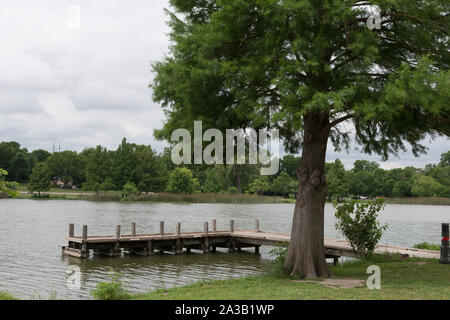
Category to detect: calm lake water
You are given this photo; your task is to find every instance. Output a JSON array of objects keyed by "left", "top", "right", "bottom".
[{"left": 0, "top": 199, "right": 448, "bottom": 299}]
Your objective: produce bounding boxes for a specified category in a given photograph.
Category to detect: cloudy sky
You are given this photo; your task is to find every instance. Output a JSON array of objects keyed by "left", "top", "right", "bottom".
[{"left": 0, "top": 0, "right": 447, "bottom": 169}]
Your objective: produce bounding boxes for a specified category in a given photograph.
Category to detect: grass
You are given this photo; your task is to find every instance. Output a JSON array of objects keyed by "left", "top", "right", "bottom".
[
  {"left": 414, "top": 242, "right": 442, "bottom": 251},
  {"left": 0, "top": 291, "right": 17, "bottom": 300},
  {"left": 133, "top": 257, "right": 450, "bottom": 300}
]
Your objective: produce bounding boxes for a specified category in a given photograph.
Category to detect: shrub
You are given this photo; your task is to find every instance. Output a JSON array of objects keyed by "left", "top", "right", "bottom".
[
  {"left": 413, "top": 242, "right": 441, "bottom": 251},
  {"left": 334, "top": 199, "right": 388, "bottom": 257},
  {"left": 269, "top": 245, "right": 288, "bottom": 274},
  {"left": 166, "top": 168, "right": 199, "bottom": 193},
  {"left": 226, "top": 186, "right": 239, "bottom": 194},
  {"left": 122, "top": 181, "right": 139, "bottom": 199},
  {"left": 90, "top": 272, "right": 130, "bottom": 300}
]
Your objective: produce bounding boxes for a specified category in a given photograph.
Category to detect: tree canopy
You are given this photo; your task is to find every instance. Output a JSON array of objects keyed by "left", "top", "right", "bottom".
[{"left": 151, "top": 0, "right": 449, "bottom": 278}]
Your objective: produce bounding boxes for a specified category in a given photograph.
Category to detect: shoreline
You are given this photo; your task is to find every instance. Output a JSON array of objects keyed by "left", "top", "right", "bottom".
[{"left": 9, "top": 192, "right": 450, "bottom": 206}]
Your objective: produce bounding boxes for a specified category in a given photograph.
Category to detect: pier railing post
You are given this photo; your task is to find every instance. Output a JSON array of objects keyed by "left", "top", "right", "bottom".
[
  {"left": 175, "top": 222, "right": 182, "bottom": 254},
  {"left": 255, "top": 219, "right": 260, "bottom": 233},
  {"left": 113, "top": 225, "right": 121, "bottom": 257},
  {"left": 211, "top": 220, "right": 217, "bottom": 253},
  {"left": 160, "top": 221, "right": 164, "bottom": 235},
  {"left": 203, "top": 222, "right": 209, "bottom": 254},
  {"left": 228, "top": 220, "right": 235, "bottom": 253},
  {"left": 81, "top": 225, "right": 89, "bottom": 258},
  {"left": 441, "top": 223, "right": 449, "bottom": 265},
  {"left": 131, "top": 222, "right": 136, "bottom": 237},
  {"left": 212, "top": 219, "right": 217, "bottom": 233},
  {"left": 115, "top": 225, "right": 121, "bottom": 239},
  {"left": 69, "top": 224, "right": 74, "bottom": 238}
]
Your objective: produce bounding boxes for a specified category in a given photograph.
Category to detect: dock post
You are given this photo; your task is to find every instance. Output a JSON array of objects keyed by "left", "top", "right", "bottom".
[
  {"left": 441, "top": 223, "right": 449, "bottom": 265},
  {"left": 211, "top": 219, "right": 217, "bottom": 252},
  {"left": 203, "top": 222, "right": 209, "bottom": 254},
  {"left": 255, "top": 219, "right": 260, "bottom": 233},
  {"left": 175, "top": 223, "right": 182, "bottom": 254},
  {"left": 81, "top": 225, "right": 89, "bottom": 258},
  {"left": 116, "top": 225, "right": 121, "bottom": 239},
  {"left": 147, "top": 240, "right": 154, "bottom": 256},
  {"left": 160, "top": 221, "right": 164, "bottom": 235},
  {"left": 69, "top": 224, "right": 74, "bottom": 238},
  {"left": 228, "top": 220, "right": 235, "bottom": 253},
  {"left": 113, "top": 225, "right": 121, "bottom": 257},
  {"left": 255, "top": 245, "right": 260, "bottom": 254},
  {"left": 131, "top": 222, "right": 136, "bottom": 237}
]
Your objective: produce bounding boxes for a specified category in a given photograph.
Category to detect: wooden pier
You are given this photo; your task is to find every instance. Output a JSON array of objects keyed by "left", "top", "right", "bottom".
[{"left": 62, "top": 219, "right": 441, "bottom": 261}]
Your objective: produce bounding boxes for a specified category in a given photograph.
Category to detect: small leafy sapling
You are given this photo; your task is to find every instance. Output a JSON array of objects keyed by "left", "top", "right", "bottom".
[{"left": 334, "top": 199, "right": 388, "bottom": 257}]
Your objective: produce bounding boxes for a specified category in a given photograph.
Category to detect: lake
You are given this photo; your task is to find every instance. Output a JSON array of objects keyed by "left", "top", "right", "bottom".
[{"left": 0, "top": 199, "right": 448, "bottom": 299}]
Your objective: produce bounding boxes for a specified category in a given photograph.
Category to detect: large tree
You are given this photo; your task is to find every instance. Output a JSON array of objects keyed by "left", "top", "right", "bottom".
[{"left": 151, "top": 0, "right": 449, "bottom": 278}]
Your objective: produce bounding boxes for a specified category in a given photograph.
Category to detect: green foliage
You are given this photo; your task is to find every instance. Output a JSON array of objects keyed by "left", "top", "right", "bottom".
[
  {"left": 326, "top": 159, "right": 349, "bottom": 201},
  {"left": 45, "top": 151, "right": 86, "bottom": 187},
  {"left": 226, "top": 186, "right": 239, "bottom": 194},
  {"left": 90, "top": 272, "right": 130, "bottom": 300},
  {"left": 413, "top": 242, "right": 441, "bottom": 251},
  {"left": 271, "top": 172, "right": 295, "bottom": 197},
  {"left": 166, "top": 167, "right": 200, "bottom": 194},
  {"left": 28, "top": 163, "right": 51, "bottom": 196},
  {"left": 269, "top": 245, "right": 288, "bottom": 274},
  {"left": 152, "top": 0, "right": 449, "bottom": 161},
  {"left": 249, "top": 176, "right": 270, "bottom": 195},
  {"left": 411, "top": 175, "right": 443, "bottom": 197},
  {"left": 203, "top": 169, "right": 222, "bottom": 193},
  {"left": 334, "top": 199, "right": 388, "bottom": 256},
  {"left": 440, "top": 151, "right": 450, "bottom": 167},
  {"left": 100, "top": 177, "right": 116, "bottom": 191},
  {"left": 0, "top": 169, "right": 19, "bottom": 197},
  {"left": 122, "top": 181, "right": 139, "bottom": 199},
  {"left": 280, "top": 155, "right": 300, "bottom": 179}
]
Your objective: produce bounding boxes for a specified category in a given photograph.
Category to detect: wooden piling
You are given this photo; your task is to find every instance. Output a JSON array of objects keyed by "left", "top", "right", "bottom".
[
  {"left": 255, "top": 219, "right": 260, "bottom": 233},
  {"left": 115, "top": 225, "right": 121, "bottom": 239},
  {"left": 230, "top": 220, "right": 235, "bottom": 233},
  {"left": 160, "top": 221, "right": 164, "bottom": 235},
  {"left": 69, "top": 224, "right": 74, "bottom": 238},
  {"left": 212, "top": 219, "right": 217, "bottom": 233},
  {"left": 203, "top": 222, "right": 209, "bottom": 253},
  {"left": 81, "top": 225, "right": 88, "bottom": 257},
  {"left": 131, "top": 222, "right": 136, "bottom": 237},
  {"left": 441, "top": 223, "right": 449, "bottom": 265},
  {"left": 175, "top": 223, "right": 182, "bottom": 254}
]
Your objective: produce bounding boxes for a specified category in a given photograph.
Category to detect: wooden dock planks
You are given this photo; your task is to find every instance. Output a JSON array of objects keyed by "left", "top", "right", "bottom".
[{"left": 62, "top": 220, "right": 441, "bottom": 260}]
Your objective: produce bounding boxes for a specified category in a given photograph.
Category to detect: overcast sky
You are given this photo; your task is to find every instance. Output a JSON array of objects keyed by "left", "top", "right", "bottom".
[{"left": 0, "top": 0, "right": 447, "bottom": 169}]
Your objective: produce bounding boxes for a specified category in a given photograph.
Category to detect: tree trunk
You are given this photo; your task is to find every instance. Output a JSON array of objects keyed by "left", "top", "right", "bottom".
[{"left": 283, "top": 113, "right": 331, "bottom": 279}]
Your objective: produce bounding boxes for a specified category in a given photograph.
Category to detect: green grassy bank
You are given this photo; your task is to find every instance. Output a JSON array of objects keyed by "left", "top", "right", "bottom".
[{"left": 134, "top": 258, "right": 450, "bottom": 300}]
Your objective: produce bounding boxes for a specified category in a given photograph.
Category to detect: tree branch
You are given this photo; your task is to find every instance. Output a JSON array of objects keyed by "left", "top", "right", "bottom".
[{"left": 328, "top": 114, "right": 354, "bottom": 129}]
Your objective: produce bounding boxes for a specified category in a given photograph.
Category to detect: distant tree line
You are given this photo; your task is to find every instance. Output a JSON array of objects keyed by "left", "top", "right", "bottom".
[{"left": 0, "top": 139, "right": 448, "bottom": 198}]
